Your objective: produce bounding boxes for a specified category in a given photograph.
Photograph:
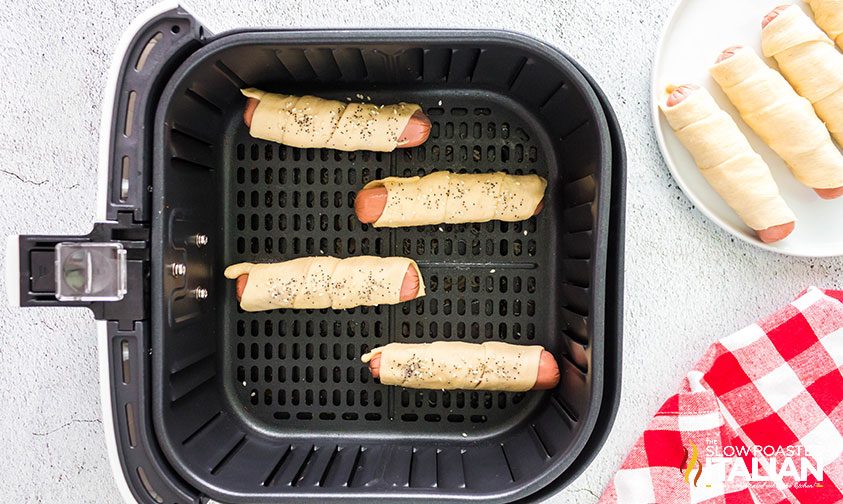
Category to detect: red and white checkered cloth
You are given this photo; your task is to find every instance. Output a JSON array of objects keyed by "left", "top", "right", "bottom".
[{"left": 600, "top": 287, "right": 843, "bottom": 504}]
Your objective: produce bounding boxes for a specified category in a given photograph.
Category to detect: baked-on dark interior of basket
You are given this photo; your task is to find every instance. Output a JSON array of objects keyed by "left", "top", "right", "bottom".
[{"left": 152, "top": 31, "right": 611, "bottom": 502}]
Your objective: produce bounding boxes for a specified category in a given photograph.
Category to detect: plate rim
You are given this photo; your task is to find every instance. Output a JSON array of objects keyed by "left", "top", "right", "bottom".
[{"left": 650, "top": 0, "right": 843, "bottom": 258}]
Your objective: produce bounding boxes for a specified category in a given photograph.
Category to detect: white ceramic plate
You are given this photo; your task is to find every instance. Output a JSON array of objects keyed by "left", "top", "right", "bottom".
[{"left": 652, "top": 0, "right": 843, "bottom": 257}]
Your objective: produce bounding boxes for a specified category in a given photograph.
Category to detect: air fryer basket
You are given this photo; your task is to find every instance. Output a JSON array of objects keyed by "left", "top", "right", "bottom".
[
  {"left": 153, "top": 29, "right": 618, "bottom": 503},
  {"left": 10, "top": 6, "right": 624, "bottom": 503}
]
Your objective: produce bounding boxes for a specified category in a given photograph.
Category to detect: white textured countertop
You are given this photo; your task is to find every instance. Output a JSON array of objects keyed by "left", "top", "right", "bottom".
[{"left": 0, "top": 0, "right": 841, "bottom": 502}]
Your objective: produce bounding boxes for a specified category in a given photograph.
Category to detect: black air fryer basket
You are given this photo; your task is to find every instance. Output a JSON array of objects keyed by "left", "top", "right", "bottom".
[{"left": 10, "top": 4, "right": 625, "bottom": 503}]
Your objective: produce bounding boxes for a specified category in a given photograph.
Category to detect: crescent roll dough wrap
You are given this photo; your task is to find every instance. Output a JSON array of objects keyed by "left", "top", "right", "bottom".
[
  {"left": 224, "top": 256, "right": 425, "bottom": 311},
  {"left": 762, "top": 5, "right": 843, "bottom": 146},
  {"left": 659, "top": 87, "right": 796, "bottom": 231},
  {"left": 806, "top": 0, "right": 843, "bottom": 49},
  {"left": 363, "top": 171, "right": 547, "bottom": 227},
  {"left": 710, "top": 47, "right": 843, "bottom": 189},
  {"left": 241, "top": 88, "right": 421, "bottom": 152},
  {"left": 360, "top": 342, "right": 544, "bottom": 392}
]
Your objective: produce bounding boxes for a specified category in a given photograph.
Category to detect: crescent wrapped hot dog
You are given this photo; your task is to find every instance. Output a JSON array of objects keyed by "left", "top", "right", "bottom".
[
  {"left": 762, "top": 5, "right": 843, "bottom": 147},
  {"left": 659, "top": 85, "right": 796, "bottom": 243},
  {"left": 241, "top": 88, "right": 429, "bottom": 152},
  {"left": 361, "top": 342, "right": 558, "bottom": 392},
  {"left": 711, "top": 46, "right": 843, "bottom": 198},
  {"left": 805, "top": 0, "right": 843, "bottom": 50},
  {"left": 355, "top": 171, "right": 547, "bottom": 227},
  {"left": 224, "top": 256, "right": 424, "bottom": 312}
]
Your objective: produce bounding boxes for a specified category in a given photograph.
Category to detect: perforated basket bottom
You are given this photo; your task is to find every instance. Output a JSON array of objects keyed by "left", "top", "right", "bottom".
[{"left": 220, "top": 90, "right": 559, "bottom": 438}]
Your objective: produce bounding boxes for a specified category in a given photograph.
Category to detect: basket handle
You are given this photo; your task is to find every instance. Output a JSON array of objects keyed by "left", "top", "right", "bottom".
[{"left": 7, "top": 216, "right": 148, "bottom": 322}]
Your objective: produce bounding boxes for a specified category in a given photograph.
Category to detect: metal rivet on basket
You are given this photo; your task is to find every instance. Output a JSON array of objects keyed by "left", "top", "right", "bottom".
[
  {"left": 192, "top": 234, "right": 209, "bottom": 247},
  {"left": 192, "top": 287, "right": 208, "bottom": 300},
  {"left": 170, "top": 263, "right": 186, "bottom": 277}
]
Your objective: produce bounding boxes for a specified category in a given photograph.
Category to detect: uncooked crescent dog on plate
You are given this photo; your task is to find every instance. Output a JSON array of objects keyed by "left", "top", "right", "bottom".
[
  {"left": 241, "top": 88, "right": 431, "bottom": 152},
  {"left": 659, "top": 85, "right": 796, "bottom": 244},
  {"left": 224, "top": 256, "right": 424, "bottom": 312},
  {"left": 711, "top": 46, "right": 843, "bottom": 199},
  {"left": 762, "top": 5, "right": 843, "bottom": 147},
  {"left": 355, "top": 171, "right": 547, "bottom": 227},
  {"left": 805, "top": 0, "right": 843, "bottom": 50},
  {"left": 361, "top": 342, "right": 560, "bottom": 391}
]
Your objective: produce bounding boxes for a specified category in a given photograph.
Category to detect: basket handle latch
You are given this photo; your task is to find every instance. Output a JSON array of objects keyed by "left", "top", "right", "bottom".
[
  {"left": 7, "top": 212, "right": 148, "bottom": 325},
  {"left": 53, "top": 242, "right": 127, "bottom": 302}
]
